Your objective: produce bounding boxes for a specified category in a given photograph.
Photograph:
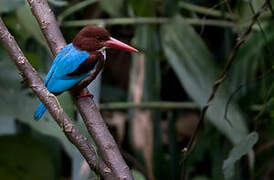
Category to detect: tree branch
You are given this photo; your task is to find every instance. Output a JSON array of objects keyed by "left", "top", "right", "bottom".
[
  {"left": 0, "top": 17, "right": 113, "bottom": 180},
  {"left": 75, "top": 92, "right": 132, "bottom": 179},
  {"left": 26, "top": 0, "right": 133, "bottom": 179}
]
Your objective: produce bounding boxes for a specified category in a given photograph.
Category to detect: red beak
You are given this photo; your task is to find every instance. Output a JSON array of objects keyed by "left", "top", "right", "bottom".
[{"left": 103, "top": 37, "right": 138, "bottom": 53}]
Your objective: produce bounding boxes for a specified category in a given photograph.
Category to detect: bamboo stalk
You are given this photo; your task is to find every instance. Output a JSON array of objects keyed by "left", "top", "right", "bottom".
[
  {"left": 98, "top": 102, "right": 262, "bottom": 112},
  {"left": 62, "top": 17, "right": 235, "bottom": 28},
  {"left": 62, "top": 17, "right": 169, "bottom": 27},
  {"left": 99, "top": 102, "right": 199, "bottom": 110}
]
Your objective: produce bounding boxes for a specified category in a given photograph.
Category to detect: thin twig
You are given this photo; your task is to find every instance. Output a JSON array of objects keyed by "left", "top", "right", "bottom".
[
  {"left": 183, "top": 0, "right": 270, "bottom": 158},
  {"left": 0, "top": 17, "right": 113, "bottom": 180},
  {"left": 26, "top": 0, "right": 133, "bottom": 179}
]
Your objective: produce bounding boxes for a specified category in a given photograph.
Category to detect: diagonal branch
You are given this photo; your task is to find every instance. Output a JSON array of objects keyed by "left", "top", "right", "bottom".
[
  {"left": 26, "top": 0, "right": 133, "bottom": 179},
  {"left": 0, "top": 17, "right": 113, "bottom": 180},
  {"left": 75, "top": 91, "right": 133, "bottom": 179},
  {"left": 184, "top": 0, "right": 271, "bottom": 158}
]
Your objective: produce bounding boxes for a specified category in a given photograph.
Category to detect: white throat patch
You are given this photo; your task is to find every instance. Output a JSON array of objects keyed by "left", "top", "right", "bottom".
[{"left": 98, "top": 47, "right": 106, "bottom": 60}]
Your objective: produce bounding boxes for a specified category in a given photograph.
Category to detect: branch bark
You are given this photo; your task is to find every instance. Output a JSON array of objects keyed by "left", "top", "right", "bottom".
[
  {"left": 0, "top": 17, "right": 113, "bottom": 180},
  {"left": 76, "top": 93, "right": 132, "bottom": 179},
  {"left": 26, "top": 0, "right": 133, "bottom": 179}
]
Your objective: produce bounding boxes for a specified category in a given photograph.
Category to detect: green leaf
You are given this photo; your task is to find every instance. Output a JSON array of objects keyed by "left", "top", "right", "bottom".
[
  {"left": 223, "top": 132, "right": 259, "bottom": 180},
  {"left": 160, "top": 16, "right": 248, "bottom": 144},
  {"left": 0, "top": 0, "right": 24, "bottom": 13}
]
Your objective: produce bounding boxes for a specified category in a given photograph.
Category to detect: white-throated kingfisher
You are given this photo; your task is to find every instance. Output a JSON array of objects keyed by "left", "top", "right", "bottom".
[{"left": 34, "top": 26, "right": 138, "bottom": 120}]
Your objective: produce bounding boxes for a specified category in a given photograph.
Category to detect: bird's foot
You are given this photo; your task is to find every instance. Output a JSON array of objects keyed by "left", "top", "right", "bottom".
[{"left": 77, "top": 90, "right": 94, "bottom": 99}]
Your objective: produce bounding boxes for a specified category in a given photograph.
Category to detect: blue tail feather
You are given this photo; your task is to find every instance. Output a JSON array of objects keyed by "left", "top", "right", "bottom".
[{"left": 34, "top": 103, "right": 47, "bottom": 121}]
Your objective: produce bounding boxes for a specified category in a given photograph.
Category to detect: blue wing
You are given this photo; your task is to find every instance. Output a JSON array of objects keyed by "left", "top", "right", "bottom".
[
  {"left": 35, "top": 43, "right": 96, "bottom": 120},
  {"left": 45, "top": 43, "right": 90, "bottom": 94}
]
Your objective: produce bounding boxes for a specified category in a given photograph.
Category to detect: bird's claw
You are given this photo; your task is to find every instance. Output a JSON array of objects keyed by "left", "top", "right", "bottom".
[{"left": 77, "top": 91, "right": 94, "bottom": 99}]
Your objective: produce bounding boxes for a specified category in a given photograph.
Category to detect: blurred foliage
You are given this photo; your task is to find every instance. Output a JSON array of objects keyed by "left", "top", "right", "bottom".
[
  {"left": 99, "top": 0, "right": 123, "bottom": 17},
  {"left": 0, "top": 0, "right": 274, "bottom": 180},
  {"left": 161, "top": 16, "right": 247, "bottom": 144},
  {"left": 0, "top": 135, "right": 57, "bottom": 180},
  {"left": 0, "top": 0, "right": 24, "bottom": 13},
  {"left": 132, "top": 170, "right": 146, "bottom": 180},
  {"left": 15, "top": 2, "right": 48, "bottom": 49}
]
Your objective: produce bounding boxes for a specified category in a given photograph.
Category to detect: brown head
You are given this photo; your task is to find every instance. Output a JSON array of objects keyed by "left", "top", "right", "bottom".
[{"left": 73, "top": 26, "right": 138, "bottom": 53}]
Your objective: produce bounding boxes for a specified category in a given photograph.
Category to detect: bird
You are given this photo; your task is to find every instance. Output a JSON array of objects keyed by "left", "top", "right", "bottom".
[{"left": 34, "top": 26, "right": 138, "bottom": 120}]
